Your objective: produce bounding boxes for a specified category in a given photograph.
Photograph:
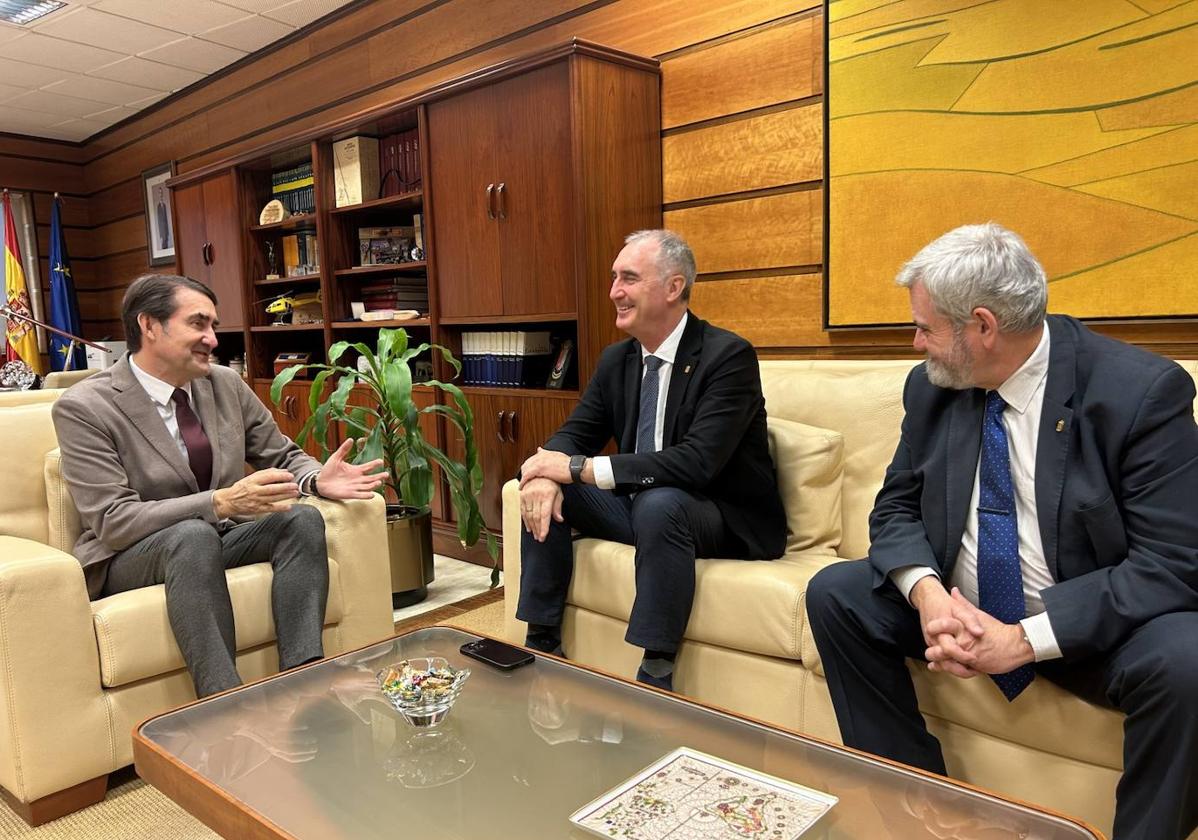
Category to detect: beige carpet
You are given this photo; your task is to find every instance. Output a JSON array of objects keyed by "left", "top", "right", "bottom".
[{"left": 0, "top": 592, "right": 507, "bottom": 840}]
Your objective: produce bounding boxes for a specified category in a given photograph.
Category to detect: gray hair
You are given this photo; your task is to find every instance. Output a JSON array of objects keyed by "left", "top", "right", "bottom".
[
  {"left": 122, "top": 274, "right": 217, "bottom": 352},
  {"left": 625, "top": 229, "right": 697, "bottom": 302},
  {"left": 895, "top": 223, "right": 1047, "bottom": 333}
]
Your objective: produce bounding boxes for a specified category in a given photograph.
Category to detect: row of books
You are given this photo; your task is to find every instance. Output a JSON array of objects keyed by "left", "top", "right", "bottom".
[
  {"left": 358, "top": 278, "right": 429, "bottom": 314},
  {"left": 380, "top": 128, "right": 421, "bottom": 196},
  {"left": 281, "top": 232, "right": 319, "bottom": 276},
  {"left": 272, "top": 162, "right": 315, "bottom": 214},
  {"left": 461, "top": 331, "right": 554, "bottom": 387}
]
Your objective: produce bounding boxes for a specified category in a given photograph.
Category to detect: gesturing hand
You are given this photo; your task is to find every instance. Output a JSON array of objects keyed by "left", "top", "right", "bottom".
[
  {"left": 213, "top": 468, "right": 299, "bottom": 518},
  {"left": 315, "top": 438, "right": 385, "bottom": 500},
  {"left": 520, "top": 477, "right": 564, "bottom": 542}
]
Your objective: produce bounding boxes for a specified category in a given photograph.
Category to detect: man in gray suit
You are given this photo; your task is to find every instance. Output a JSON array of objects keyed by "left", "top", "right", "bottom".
[
  {"left": 806, "top": 224, "right": 1198, "bottom": 840},
  {"left": 52, "top": 274, "right": 382, "bottom": 697}
]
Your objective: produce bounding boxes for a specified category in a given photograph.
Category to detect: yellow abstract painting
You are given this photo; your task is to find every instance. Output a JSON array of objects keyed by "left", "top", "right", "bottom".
[{"left": 827, "top": 0, "right": 1198, "bottom": 326}]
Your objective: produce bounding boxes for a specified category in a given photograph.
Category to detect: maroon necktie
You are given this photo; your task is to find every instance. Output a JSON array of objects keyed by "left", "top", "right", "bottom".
[{"left": 171, "top": 388, "right": 213, "bottom": 490}]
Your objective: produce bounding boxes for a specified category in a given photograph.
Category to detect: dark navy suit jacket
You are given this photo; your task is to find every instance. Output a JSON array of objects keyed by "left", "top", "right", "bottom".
[
  {"left": 868, "top": 315, "right": 1198, "bottom": 660},
  {"left": 545, "top": 314, "right": 787, "bottom": 561}
]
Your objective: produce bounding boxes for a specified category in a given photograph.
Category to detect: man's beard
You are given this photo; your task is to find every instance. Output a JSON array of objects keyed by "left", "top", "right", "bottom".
[{"left": 925, "top": 329, "right": 974, "bottom": 390}]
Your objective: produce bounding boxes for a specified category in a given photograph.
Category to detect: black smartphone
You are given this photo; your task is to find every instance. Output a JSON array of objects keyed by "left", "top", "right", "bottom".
[{"left": 459, "top": 638, "right": 535, "bottom": 670}]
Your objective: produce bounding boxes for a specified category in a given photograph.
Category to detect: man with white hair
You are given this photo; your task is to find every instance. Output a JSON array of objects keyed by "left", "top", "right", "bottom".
[
  {"left": 516, "top": 229, "right": 787, "bottom": 692},
  {"left": 806, "top": 223, "right": 1198, "bottom": 840}
]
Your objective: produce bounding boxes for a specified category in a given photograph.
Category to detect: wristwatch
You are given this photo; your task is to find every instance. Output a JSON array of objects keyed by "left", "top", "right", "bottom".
[{"left": 569, "top": 454, "right": 587, "bottom": 484}]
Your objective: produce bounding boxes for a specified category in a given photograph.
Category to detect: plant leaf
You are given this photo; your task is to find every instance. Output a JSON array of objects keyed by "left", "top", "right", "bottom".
[{"left": 270, "top": 365, "right": 304, "bottom": 405}]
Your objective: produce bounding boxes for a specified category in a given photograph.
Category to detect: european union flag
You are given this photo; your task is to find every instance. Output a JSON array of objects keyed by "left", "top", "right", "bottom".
[{"left": 48, "top": 197, "right": 85, "bottom": 371}]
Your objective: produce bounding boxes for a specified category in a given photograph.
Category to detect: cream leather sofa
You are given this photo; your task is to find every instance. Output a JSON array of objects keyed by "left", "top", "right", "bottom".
[
  {"left": 0, "top": 388, "right": 394, "bottom": 824},
  {"left": 502, "top": 358, "right": 1198, "bottom": 838}
]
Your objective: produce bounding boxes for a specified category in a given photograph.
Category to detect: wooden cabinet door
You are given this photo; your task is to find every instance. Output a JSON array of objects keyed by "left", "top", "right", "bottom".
[
  {"left": 252, "top": 380, "right": 326, "bottom": 460},
  {"left": 446, "top": 393, "right": 574, "bottom": 531},
  {"left": 494, "top": 64, "right": 576, "bottom": 318},
  {"left": 201, "top": 173, "right": 244, "bottom": 329},
  {"left": 427, "top": 84, "right": 503, "bottom": 318},
  {"left": 172, "top": 181, "right": 208, "bottom": 283}
]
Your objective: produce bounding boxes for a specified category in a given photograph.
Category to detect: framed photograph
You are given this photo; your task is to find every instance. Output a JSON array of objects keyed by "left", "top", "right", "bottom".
[{"left": 142, "top": 162, "right": 176, "bottom": 267}]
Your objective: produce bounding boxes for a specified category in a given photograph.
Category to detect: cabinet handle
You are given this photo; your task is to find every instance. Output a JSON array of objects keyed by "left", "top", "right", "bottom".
[
  {"left": 485, "top": 183, "right": 496, "bottom": 220},
  {"left": 506, "top": 410, "right": 517, "bottom": 442},
  {"left": 283, "top": 395, "right": 295, "bottom": 419},
  {"left": 496, "top": 182, "right": 507, "bottom": 220},
  {"left": 202, "top": 243, "right": 212, "bottom": 265},
  {"left": 496, "top": 410, "right": 506, "bottom": 443}
]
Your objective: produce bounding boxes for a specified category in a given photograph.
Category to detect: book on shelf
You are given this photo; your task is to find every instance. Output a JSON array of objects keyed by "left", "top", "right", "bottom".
[
  {"left": 280, "top": 232, "right": 319, "bottom": 276},
  {"left": 378, "top": 127, "right": 421, "bottom": 196},
  {"left": 461, "top": 330, "right": 553, "bottom": 388},
  {"left": 332, "top": 136, "right": 379, "bottom": 207},
  {"left": 271, "top": 162, "right": 315, "bottom": 215}
]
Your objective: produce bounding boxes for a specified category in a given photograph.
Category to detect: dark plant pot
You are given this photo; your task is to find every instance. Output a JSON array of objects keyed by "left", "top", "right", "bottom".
[{"left": 386, "top": 505, "right": 434, "bottom": 608}]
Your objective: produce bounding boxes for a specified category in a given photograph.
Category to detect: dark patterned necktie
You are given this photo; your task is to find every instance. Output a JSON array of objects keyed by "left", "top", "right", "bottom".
[
  {"left": 977, "top": 390, "right": 1034, "bottom": 700},
  {"left": 171, "top": 388, "right": 213, "bottom": 490},
  {"left": 636, "top": 355, "right": 663, "bottom": 454}
]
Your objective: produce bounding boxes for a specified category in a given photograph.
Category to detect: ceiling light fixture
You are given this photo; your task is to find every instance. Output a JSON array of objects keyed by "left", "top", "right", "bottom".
[{"left": 0, "top": 0, "right": 66, "bottom": 26}]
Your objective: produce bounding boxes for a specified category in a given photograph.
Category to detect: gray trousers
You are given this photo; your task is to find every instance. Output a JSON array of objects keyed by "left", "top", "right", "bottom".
[{"left": 102, "top": 505, "right": 329, "bottom": 698}]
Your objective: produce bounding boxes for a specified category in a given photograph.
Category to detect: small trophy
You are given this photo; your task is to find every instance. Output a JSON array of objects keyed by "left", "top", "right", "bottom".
[{"left": 265, "top": 241, "right": 280, "bottom": 280}]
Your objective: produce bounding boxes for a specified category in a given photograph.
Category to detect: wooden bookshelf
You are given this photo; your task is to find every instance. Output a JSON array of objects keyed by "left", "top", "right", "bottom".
[{"left": 329, "top": 189, "right": 423, "bottom": 215}]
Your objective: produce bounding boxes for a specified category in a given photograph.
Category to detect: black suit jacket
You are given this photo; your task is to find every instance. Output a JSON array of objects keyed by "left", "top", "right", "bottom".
[
  {"left": 545, "top": 314, "right": 787, "bottom": 560},
  {"left": 868, "top": 315, "right": 1198, "bottom": 660}
]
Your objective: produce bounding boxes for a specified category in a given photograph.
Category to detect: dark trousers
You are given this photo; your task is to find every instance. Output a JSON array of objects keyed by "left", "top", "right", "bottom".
[
  {"left": 806, "top": 559, "right": 1198, "bottom": 840},
  {"left": 516, "top": 484, "right": 742, "bottom": 653},
  {"left": 103, "top": 505, "right": 330, "bottom": 698}
]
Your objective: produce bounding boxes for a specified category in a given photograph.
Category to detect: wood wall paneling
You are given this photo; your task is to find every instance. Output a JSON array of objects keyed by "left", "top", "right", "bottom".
[
  {"left": 662, "top": 104, "right": 821, "bottom": 203},
  {"left": 660, "top": 12, "right": 823, "bottom": 129},
  {"left": 665, "top": 189, "right": 822, "bottom": 275}
]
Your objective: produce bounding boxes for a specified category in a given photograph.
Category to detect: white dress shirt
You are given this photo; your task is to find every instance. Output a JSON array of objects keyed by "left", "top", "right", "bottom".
[
  {"left": 592, "top": 311, "right": 689, "bottom": 490},
  {"left": 129, "top": 355, "right": 196, "bottom": 461},
  {"left": 891, "top": 323, "right": 1062, "bottom": 661}
]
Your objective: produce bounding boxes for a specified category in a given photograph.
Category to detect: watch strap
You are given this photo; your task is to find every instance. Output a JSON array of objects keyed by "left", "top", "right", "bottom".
[{"left": 569, "top": 453, "right": 586, "bottom": 484}]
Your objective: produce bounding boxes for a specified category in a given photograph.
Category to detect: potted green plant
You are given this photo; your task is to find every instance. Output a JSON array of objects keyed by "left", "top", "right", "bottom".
[{"left": 271, "top": 328, "right": 499, "bottom": 602}]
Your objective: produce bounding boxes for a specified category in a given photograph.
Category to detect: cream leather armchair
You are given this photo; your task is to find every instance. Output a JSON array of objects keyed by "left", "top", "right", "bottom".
[
  {"left": 502, "top": 359, "right": 1198, "bottom": 839},
  {"left": 0, "top": 389, "right": 394, "bottom": 825}
]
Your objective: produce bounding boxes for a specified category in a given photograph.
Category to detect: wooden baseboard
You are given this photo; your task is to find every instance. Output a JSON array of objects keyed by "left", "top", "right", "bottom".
[
  {"left": 1, "top": 774, "right": 108, "bottom": 827},
  {"left": 432, "top": 522, "right": 504, "bottom": 569}
]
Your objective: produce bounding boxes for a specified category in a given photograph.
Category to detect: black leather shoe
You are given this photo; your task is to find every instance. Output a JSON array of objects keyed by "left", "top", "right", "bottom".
[{"left": 635, "top": 666, "right": 673, "bottom": 692}]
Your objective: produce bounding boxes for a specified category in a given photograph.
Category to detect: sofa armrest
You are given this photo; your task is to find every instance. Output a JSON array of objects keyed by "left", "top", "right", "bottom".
[
  {"left": 299, "top": 495, "right": 392, "bottom": 652},
  {"left": 0, "top": 537, "right": 115, "bottom": 802},
  {"left": 502, "top": 479, "right": 526, "bottom": 644}
]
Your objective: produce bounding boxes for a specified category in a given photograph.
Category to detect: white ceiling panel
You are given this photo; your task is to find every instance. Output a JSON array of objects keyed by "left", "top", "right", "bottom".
[
  {"left": 34, "top": 7, "right": 180, "bottom": 53},
  {"left": 43, "top": 73, "right": 165, "bottom": 105},
  {"left": 202, "top": 14, "right": 292, "bottom": 52},
  {"left": 1, "top": 32, "right": 125, "bottom": 73},
  {"left": 5, "top": 88, "right": 103, "bottom": 118},
  {"left": 139, "top": 35, "right": 247, "bottom": 72},
  {"left": 0, "top": 0, "right": 359, "bottom": 142},
  {"left": 264, "top": 0, "right": 347, "bottom": 26},
  {"left": 94, "top": 0, "right": 250, "bottom": 36},
  {"left": 90, "top": 56, "right": 206, "bottom": 90},
  {"left": 0, "top": 54, "right": 74, "bottom": 88}
]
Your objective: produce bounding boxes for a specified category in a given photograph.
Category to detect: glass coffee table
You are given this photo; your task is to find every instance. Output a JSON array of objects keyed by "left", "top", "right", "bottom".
[{"left": 134, "top": 627, "right": 1104, "bottom": 839}]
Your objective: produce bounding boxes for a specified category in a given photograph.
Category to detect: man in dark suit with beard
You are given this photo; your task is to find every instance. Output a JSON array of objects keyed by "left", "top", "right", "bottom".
[
  {"left": 806, "top": 223, "right": 1198, "bottom": 840},
  {"left": 516, "top": 229, "right": 787, "bottom": 692}
]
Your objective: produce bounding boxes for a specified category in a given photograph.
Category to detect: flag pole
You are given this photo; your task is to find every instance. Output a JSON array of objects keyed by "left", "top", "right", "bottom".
[{"left": 0, "top": 304, "right": 111, "bottom": 353}]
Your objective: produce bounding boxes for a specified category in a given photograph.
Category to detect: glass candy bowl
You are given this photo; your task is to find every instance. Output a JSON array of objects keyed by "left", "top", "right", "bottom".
[{"left": 377, "top": 657, "right": 470, "bottom": 727}]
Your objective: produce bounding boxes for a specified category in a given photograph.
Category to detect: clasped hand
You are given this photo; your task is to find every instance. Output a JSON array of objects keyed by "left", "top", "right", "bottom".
[
  {"left": 518, "top": 449, "right": 572, "bottom": 542},
  {"left": 213, "top": 468, "right": 300, "bottom": 518},
  {"left": 912, "top": 581, "right": 1033, "bottom": 678}
]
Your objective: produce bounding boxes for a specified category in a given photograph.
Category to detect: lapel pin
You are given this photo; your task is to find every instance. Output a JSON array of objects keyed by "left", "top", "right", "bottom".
[
  {"left": 684, "top": 364, "right": 692, "bottom": 374},
  {"left": 1055, "top": 419, "right": 1065, "bottom": 432}
]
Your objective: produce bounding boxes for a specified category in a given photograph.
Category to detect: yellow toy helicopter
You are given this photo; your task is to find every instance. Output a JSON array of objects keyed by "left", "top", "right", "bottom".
[{"left": 261, "top": 289, "right": 322, "bottom": 325}]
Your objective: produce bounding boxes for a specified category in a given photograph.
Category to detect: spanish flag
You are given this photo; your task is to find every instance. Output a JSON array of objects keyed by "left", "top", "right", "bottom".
[{"left": 3, "top": 192, "right": 43, "bottom": 374}]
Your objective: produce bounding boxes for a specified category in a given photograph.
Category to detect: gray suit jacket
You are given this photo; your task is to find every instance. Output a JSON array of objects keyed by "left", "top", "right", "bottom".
[
  {"left": 51, "top": 355, "right": 322, "bottom": 598},
  {"left": 867, "top": 316, "right": 1198, "bottom": 660}
]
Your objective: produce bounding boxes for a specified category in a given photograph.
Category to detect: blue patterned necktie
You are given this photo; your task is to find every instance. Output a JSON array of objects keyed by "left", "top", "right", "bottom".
[
  {"left": 636, "top": 355, "right": 663, "bottom": 454},
  {"left": 977, "top": 391, "right": 1035, "bottom": 701}
]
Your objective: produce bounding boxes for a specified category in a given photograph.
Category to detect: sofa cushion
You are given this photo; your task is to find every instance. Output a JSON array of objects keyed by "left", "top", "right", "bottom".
[
  {"left": 569, "top": 538, "right": 835, "bottom": 660},
  {"left": 767, "top": 417, "right": 843, "bottom": 556},
  {"left": 91, "top": 558, "right": 345, "bottom": 688},
  {"left": 0, "top": 401, "right": 59, "bottom": 545}
]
